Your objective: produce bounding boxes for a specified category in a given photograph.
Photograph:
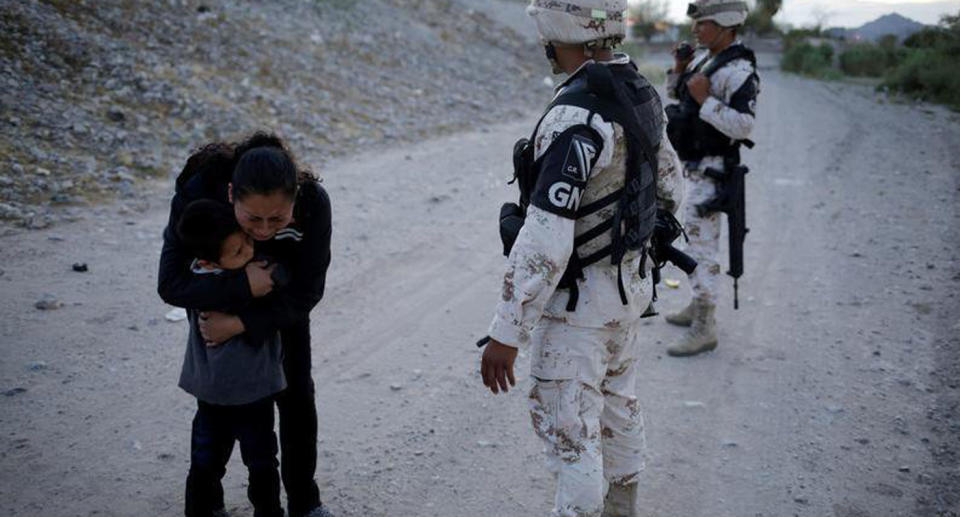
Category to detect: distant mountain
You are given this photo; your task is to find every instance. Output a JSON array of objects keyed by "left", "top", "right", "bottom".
[{"left": 836, "top": 13, "right": 929, "bottom": 42}]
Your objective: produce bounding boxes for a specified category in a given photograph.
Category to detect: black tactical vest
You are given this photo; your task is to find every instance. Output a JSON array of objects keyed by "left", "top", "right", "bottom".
[
  {"left": 665, "top": 44, "right": 756, "bottom": 162},
  {"left": 504, "top": 61, "right": 665, "bottom": 310}
]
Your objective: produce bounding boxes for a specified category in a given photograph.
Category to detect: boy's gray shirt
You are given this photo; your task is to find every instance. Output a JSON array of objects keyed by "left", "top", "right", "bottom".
[{"left": 178, "top": 263, "right": 286, "bottom": 406}]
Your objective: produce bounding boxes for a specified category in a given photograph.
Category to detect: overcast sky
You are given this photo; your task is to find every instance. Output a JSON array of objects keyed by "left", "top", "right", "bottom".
[{"left": 659, "top": 0, "right": 959, "bottom": 28}]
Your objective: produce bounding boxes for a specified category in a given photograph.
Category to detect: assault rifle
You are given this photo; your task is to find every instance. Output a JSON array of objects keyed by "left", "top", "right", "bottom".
[
  {"left": 695, "top": 156, "right": 749, "bottom": 309},
  {"left": 651, "top": 209, "right": 698, "bottom": 278},
  {"left": 642, "top": 208, "right": 698, "bottom": 318}
]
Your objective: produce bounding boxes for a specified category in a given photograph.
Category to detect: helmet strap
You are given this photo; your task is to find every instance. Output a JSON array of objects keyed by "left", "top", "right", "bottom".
[
  {"left": 544, "top": 42, "right": 563, "bottom": 75},
  {"left": 583, "top": 40, "right": 596, "bottom": 59}
]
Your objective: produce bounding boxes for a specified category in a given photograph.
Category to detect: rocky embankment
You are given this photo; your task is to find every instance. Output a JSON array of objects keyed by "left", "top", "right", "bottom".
[{"left": 0, "top": 0, "right": 542, "bottom": 229}]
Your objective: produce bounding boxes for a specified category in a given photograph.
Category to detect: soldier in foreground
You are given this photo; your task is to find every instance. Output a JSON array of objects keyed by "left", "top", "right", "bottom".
[
  {"left": 663, "top": 0, "right": 760, "bottom": 356},
  {"left": 478, "top": 1, "right": 683, "bottom": 515}
]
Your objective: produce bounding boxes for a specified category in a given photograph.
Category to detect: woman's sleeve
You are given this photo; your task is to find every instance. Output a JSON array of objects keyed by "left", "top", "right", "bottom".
[{"left": 157, "top": 193, "right": 254, "bottom": 310}]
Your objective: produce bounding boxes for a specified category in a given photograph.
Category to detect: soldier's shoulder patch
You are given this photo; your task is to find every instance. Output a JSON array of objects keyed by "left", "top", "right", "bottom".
[{"left": 560, "top": 134, "right": 598, "bottom": 183}]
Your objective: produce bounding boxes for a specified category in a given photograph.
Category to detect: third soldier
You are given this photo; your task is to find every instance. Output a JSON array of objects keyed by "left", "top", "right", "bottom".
[{"left": 663, "top": 0, "right": 760, "bottom": 357}]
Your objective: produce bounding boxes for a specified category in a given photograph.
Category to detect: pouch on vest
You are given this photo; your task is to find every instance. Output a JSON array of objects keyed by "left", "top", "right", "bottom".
[
  {"left": 499, "top": 202, "right": 524, "bottom": 257},
  {"left": 500, "top": 136, "right": 537, "bottom": 257}
]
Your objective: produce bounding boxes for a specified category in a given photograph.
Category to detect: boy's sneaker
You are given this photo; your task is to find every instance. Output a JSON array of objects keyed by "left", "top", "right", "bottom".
[{"left": 304, "top": 505, "right": 335, "bottom": 517}]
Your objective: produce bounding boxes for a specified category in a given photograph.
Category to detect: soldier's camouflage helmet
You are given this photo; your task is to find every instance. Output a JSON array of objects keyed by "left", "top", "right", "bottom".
[
  {"left": 526, "top": 0, "right": 627, "bottom": 47},
  {"left": 686, "top": 0, "right": 749, "bottom": 27}
]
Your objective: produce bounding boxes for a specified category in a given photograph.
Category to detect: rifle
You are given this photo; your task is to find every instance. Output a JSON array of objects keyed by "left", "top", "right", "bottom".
[
  {"left": 695, "top": 155, "right": 749, "bottom": 309},
  {"left": 641, "top": 208, "right": 698, "bottom": 318},
  {"left": 651, "top": 209, "right": 698, "bottom": 277}
]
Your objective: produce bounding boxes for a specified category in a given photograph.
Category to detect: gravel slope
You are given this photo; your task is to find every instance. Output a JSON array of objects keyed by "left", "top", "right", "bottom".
[{"left": 0, "top": 0, "right": 543, "bottom": 229}]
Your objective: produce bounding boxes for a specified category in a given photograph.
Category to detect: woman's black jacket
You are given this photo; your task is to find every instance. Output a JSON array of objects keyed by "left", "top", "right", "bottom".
[{"left": 157, "top": 171, "right": 332, "bottom": 344}]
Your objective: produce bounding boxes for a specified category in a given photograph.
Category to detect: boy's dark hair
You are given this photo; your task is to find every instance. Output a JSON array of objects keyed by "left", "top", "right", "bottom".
[
  {"left": 177, "top": 199, "right": 241, "bottom": 263},
  {"left": 175, "top": 142, "right": 234, "bottom": 193}
]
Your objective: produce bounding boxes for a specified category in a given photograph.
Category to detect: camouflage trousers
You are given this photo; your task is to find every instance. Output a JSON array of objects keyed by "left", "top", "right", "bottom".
[
  {"left": 528, "top": 319, "right": 646, "bottom": 517},
  {"left": 683, "top": 161, "right": 724, "bottom": 306}
]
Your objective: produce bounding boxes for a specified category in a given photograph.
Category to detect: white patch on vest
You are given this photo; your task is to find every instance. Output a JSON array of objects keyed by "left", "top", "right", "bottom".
[{"left": 548, "top": 182, "right": 584, "bottom": 211}]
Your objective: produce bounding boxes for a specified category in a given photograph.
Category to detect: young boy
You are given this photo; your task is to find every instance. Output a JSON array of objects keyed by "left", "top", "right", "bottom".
[{"left": 176, "top": 199, "right": 287, "bottom": 517}]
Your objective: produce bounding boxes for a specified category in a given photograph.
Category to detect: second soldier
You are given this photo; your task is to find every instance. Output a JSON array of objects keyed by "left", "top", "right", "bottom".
[{"left": 479, "top": 1, "right": 684, "bottom": 515}]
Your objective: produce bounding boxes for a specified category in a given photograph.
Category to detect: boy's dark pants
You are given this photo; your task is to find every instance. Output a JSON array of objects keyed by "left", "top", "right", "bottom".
[
  {"left": 185, "top": 397, "right": 283, "bottom": 517},
  {"left": 277, "top": 320, "right": 322, "bottom": 517},
  {"left": 204, "top": 321, "right": 323, "bottom": 516}
]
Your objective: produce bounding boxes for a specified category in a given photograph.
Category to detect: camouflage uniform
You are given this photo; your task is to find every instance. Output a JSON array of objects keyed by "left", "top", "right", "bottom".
[
  {"left": 665, "top": 43, "right": 759, "bottom": 307},
  {"left": 488, "top": 54, "right": 683, "bottom": 516}
]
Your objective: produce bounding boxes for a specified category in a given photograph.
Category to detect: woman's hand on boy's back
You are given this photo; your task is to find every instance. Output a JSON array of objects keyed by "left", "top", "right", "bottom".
[
  {"left": 199, "top": 311, "right": 245, "bottom": 346},
  {"left": 245, "top": 260, "right": 276, "bottom": 298}
]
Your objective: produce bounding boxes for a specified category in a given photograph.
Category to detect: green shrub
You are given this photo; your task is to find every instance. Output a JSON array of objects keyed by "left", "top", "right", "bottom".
[
  {"left": 881, "top": 9, "right": 960, "bottom": 110},
  {"left": 903, "top": 13, "right": 960, "bottom": 56},
  {"left": 783, "top": 28, "right": 820, "bottom": 51},
  {"left": 904, "top": 27, "right": 953, "bottom": 49},
  {"left": 839, "top": 44, "right": 888, "bottom": 76},
  {"left": 819, "top": 43, "right": 835, "bottom": 62},
  {"left": 781, "top": 42, "right": 837, "bottom": 78},
  {"left": 882, "top": 48, "right": 960, "bottom": 110}
]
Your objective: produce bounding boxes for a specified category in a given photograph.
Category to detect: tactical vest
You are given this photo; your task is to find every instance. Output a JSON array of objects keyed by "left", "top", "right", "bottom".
[
  {"left": 665, "top": 44, "right": 756, "bottom": 162},
  {"left": 503, "top": 61, "right": 664, "bottom": 311}
]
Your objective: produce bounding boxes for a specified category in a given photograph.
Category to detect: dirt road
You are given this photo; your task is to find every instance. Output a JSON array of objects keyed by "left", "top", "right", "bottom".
[{"left": 1, "top": 63, "right": 958, "bottom": 516}]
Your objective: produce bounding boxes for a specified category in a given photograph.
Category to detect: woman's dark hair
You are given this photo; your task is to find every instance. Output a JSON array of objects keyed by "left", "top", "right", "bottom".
[
  {"left": 231, "top": 132, "right": 317, "bottom": 201},
  {"left": 177, "top": 199, "right": 241, "bottom": 263}
]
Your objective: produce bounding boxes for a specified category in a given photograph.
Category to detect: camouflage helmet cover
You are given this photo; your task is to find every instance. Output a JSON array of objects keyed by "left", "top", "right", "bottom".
[
  {"left": 687, "top": 0, "right": 749, "bottom": 27},
  {"left": 526, "top": 0, "right": 628, "bottom": 46}
]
